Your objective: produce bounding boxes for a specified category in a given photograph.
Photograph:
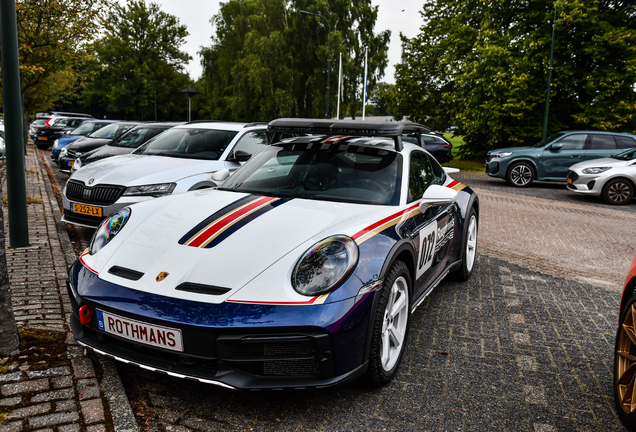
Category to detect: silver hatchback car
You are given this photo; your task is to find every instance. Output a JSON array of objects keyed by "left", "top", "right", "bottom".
[{"left": 567, "top": 147, "right": 636, "bottom": 205}]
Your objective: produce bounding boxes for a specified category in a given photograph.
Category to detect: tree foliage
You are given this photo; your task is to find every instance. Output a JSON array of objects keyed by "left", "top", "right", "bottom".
[
  {"left": 4, "top": 0, "right": 114, "bottom": 117},
  {"left": 80, "top": 0, "right": 192, "bottom": 120},
  {"left": 198, "top": 0, "right": 390, "bottom": 121},
  {"left": 392, "top": 0, "right": 636, "bottom": 157}
]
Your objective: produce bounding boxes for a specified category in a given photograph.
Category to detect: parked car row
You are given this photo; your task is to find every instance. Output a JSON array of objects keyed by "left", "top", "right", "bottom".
[{"left": 485, "top": 130, "right": 636, "bottom": 204}]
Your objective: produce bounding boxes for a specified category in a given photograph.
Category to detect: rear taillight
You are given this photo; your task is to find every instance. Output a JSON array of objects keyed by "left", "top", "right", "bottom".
[
  {"left": 441, "top": 143, "right": 451, "bottom": 148},
  {"left": 45, "top": 118, "right": 52, "bottom": 126}
]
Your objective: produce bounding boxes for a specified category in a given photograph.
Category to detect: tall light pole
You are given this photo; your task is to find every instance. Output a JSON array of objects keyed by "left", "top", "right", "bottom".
[
  {"left": 300, "top": 10, "right": 331, "bottom": 119},
  {"left": 542, "top": 6, "right": 557, "bottom": 141},
  {"left": 216, "top": 45, "right": 239, "bottom": 122}
]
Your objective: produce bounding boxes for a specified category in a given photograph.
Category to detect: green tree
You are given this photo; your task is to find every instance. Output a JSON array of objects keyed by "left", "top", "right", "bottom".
[
  {"left": 394, "top": 0, "right": 636, "bottom": 157},
  {"left": 4, "top": 0, "right": 114, "bottom": 118},
  {"left": 80, "top": 0, "right": 191, "bottom": 120},
  {"left": 199, "top": 0, "right": 390, "bottom": 121}
]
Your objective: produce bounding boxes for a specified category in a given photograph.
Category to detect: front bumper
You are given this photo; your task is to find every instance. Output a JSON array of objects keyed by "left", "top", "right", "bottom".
[
  {"left": 565, "top": 170, "right": 603, "bottom": 196},
  {"left": 62, "top": 186, "right": 150, "bottom": 228},
  {"left": 67, "top": 262, "right": 373, "bottom": 389}
]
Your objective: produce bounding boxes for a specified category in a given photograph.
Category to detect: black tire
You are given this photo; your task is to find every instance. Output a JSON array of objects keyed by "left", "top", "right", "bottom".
[
  {"left": 614, "top": 293, "right": 636, "bottom": 429},
  {"left": 506, "top": 162, "right": 535, "bottom": 187},
  {"left": 602, "top": 178, "right": 634, "bottom": 205},
  {"left": 366, "top": 260, "right": 411, "bottom": 387},
  {"left": 450, "top": 207, "right": 478, "bottom": 281},
  {"left": 35, "top": 144, "right": 49, "bottom": 150}
]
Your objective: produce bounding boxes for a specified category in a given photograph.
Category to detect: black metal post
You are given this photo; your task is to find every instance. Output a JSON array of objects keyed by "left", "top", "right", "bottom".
[
  {"left": 0, "top": 0, "right": 30, "bottom": 247},
  {"left": 542, "top": 7, "right": 557, "bottom": 141}
]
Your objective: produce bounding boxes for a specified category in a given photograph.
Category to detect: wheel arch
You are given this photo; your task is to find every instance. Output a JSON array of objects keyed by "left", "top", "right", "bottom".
[
  {"left": 604, "top": 176, "right": 636, "bottom": 192},
  {"left": 619, "top": 275, "right": 636, "bottom": 327},
  {"left": 506, "top": 158, "right": 539, "bottom": 178},
  {"left": 378, "top": 240, "right": 417, "bottom": 293}
]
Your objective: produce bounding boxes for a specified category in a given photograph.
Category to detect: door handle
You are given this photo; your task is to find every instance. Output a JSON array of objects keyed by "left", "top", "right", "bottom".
[{"left": 570, "top": 155, "right": 581, "bottom": 158}]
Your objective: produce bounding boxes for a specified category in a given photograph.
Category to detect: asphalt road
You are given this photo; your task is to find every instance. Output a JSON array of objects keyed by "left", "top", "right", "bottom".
[{"left": 39, "top": 149, "right": 631, "bottom": 430}]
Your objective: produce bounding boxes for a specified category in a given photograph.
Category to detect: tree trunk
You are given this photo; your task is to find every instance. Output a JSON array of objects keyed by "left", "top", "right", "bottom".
[{"left": 0, "top": 201, "right": 19, "bottom": 356}]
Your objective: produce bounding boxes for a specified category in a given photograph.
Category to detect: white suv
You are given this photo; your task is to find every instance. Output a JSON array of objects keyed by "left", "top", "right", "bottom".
[{"left": 62, "top": 121, "right": 268, "bottom": 228}]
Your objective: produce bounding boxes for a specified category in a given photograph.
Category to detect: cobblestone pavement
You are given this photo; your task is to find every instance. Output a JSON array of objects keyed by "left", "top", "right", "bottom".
[
  {"left": 34, "top": 150, "right": 634, "bottom": 431},
  {"left": 116, "top": 255, "right": 624, "bottom": 432},
  {"left": 0, "top": 144, "right": 134, "bottom": 432}
]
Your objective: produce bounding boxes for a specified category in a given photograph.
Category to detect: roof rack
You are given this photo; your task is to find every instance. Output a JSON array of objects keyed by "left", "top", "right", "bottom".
[
  {"left": 244, "top": 122, "right": 268, "bottom": 128},
  {"left": 267, "top": 118, "right": 431, "bottom": 151},
  {"left": 184, "top": 120, "right": 224, "bottom": 125}
]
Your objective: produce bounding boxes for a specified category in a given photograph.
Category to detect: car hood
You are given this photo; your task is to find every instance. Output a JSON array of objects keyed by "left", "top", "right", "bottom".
[
  {"left": 570, "top": 157, "right": 632, "bottom": 170},
  {"left": 81, "top": 189, "right": 394, "bottom": 304},
  {"left": 67, "top": 137, "right": 113, "bottom": 152},
  {"left": 82, "top": 145, "right": 134, "bottom": 164},
  {"left": 70, "top": 154, "right": 227, "bottom": 186}
]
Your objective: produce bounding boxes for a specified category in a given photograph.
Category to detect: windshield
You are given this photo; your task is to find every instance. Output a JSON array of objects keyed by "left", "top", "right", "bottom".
[
  {"left": 134, "top": 128, "right": 237, "bottom": 160},
  {"left": 533, "top": 132, "right": 567, "bottom": 147},
  {"left": 219, "top": 143, "right": 402, "bottom": 206},
  {"left": 613, "top": 148, "right": 636, "bottom": 161},
  {"left": 71, "top": 121, "right": 107, "bottom": 136},
  {"left": 110, "top": 127, "right": 169, "bottom": 148},
  {"left": 87, "top": 123, "right": 135, "bottom": 139}
]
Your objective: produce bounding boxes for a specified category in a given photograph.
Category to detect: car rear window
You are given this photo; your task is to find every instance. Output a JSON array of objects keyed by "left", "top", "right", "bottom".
[{"left": 616, "top": 136, "right": 636, "bottom": 149}]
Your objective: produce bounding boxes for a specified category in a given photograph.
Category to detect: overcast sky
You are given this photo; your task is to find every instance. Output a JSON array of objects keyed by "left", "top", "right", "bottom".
[{"left": 150, "top": 0, "right": 425, "bottom": 84}]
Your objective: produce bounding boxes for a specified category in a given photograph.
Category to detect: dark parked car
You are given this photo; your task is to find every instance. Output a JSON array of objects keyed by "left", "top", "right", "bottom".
[
  {"left": 71, "top": 122, "right": 183, "bottom": 173},
  {"left": 485, "top": 131, "right": 636, "bottom": 187},
  {"left": 34, "top": 117, "right": 90, "bottom": 150},
  {"left": 58, "top": 121, "right": 141, "bottom": 173},
  {"left": 29, "top": 118, "right": 48, "bottom": 142},
  {"left": 402, "top": 131, "right": 453, "bottom": 164},
  {"left": 51, "top": 120, "right": 120, "bottom": 163}
]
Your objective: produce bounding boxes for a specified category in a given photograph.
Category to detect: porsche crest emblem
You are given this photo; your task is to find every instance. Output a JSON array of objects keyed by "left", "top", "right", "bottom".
[{"left": 156, "top": 272, "right": 169, "bottom": 282}]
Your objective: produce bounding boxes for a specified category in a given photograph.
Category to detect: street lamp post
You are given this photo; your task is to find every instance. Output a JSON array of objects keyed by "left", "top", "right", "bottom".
[
  {"left": 215, "top": 45, "right": 239, "bottom": 122},
  {"left": 542, "top": 6, "right": 557, "bottom": 141},
  {"left": 300, "top": 10, "right": 331, "bottom": 119}
]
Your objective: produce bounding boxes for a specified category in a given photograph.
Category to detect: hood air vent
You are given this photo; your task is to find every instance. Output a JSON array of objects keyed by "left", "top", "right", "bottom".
[
  {"left": 108, "top": 266, "right": 144, "bottom": 281},
  {"left": 175, "top": 283, "right": 231, "bottom": 296}
]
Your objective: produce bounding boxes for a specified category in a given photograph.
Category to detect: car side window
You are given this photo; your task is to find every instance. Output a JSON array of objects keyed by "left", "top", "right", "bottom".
[
  {"left": 615, "top": 136, "right": 636, "bottom": 149},
  {"left": 426, "top": 153, "right": 446, "bottom": 185},
  {"left": 589, "top": 134, "right": 617, "bottom": 150},
  {"left": 231, "top": 130, "right": 268, "bottom": 157},
  {"left": 556, "top": 134, "right": 587, "bottom": 150},
  {"left": 408, "top": 151, "right": 435, "bottom": 203}
]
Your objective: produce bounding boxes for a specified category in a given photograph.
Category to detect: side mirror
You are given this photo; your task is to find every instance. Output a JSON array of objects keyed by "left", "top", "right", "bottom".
[
  {"left": 228, "top": 150, "right": 251, "bottom": 162},
  {"left": 550, "top": 143, "right": 563, "bottom": 151},
  {"left": 211, "top": 169, "right": 231, "bottom": 184},
  {"left": 418, "top": 184, "right": 458, "bottom": 213},
  {"left": 443, "top": 167, "right": 460, "bottom": 174}
]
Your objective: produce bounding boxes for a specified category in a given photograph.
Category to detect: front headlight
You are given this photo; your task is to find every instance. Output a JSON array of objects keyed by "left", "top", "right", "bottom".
[
  {"left": 292, "top": 235, "right": 359, "bottom": 296},
  {"left": 123, "top": 183, "right": 176, "bottom": 197},
  {"left": 89, "top": 207, "right": 131, "bottom": 255},
  {"left": 72, "top": 158, "right": 82, "bottom": 171},
  {"left": 491, "top": 151, "right": 512, "bottom": 158},
  {"left": 59, "top": 147, "right": 68, "bottom": 157},
  {"left": 53, "top": 140, "right": 59, "bottom": 149},
  {"left": 582, "top": 167, "right": 612, "bottom": 174}
]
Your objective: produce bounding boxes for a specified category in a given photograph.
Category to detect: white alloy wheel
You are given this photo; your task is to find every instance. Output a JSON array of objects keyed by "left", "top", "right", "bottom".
[
  {"left": 465, "top": 214, "right": 478, "bottom": 272},
  {"left": 381, "top": 276, "right": 409, "bottom": 371}
]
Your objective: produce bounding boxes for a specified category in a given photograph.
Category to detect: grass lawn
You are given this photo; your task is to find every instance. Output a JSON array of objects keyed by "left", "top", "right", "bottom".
[{"left": 441, "top": 133, "right": 485, "bottom": 173}]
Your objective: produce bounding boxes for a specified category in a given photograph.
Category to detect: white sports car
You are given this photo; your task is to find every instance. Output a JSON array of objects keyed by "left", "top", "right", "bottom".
[
  {"left": 67, "top": 119, "right": 480, "bottom": 390},
  {"left": 61, "top": 121, "right": 269, "bottom": 228},
  {"left": 567, "top": 147, "right": 636, "bottom": 205}
]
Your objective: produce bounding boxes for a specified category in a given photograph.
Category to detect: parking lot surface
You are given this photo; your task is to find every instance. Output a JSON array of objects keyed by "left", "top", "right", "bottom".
[{"left": 40, "top": 151, "right": 632, "bottom": 431}]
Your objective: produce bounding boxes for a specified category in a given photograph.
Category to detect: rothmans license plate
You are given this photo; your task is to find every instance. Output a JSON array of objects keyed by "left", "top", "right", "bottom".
[
  {"left": 70, "top": 202, "right": 102, "bottom": 217},
  {"left": 96, "top": 309, "right": 183, "bottom": 352}
]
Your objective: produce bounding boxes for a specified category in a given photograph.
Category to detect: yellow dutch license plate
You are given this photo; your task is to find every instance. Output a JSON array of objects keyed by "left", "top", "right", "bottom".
[
  {"left": 71, "top": 203, "right": 102, "bottom": 217},
  {"left": 567, "top": 178, "right": 573, "bottom": 185},
  {"left": 38, "top": 137, "right": 47, "bottom": 141},
  {"left": 68, "top": 160, "right": 74, "bottom": 168}
]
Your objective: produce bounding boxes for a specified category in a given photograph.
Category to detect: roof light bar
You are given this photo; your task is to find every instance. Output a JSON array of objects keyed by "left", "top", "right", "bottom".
[{"left": 268, "top": 118, "right": 430, "bottom": 137}]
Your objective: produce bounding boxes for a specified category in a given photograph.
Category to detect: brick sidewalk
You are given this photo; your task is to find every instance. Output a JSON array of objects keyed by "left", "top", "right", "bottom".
[{"left": 0, "top": 144, "right": 132, "bottom": 431}]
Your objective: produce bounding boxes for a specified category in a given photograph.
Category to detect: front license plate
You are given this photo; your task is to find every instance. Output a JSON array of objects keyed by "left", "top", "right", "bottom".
[
  {"left": 567, "top": 178, "right": 573, "bottom": 185},
  {"left": 67, "top": 160, "right": 74, "bottom": 168},
  {"left": 70, "top": 202, "right": 102, "bottom": 217},
  {"left": 96, "top": 309, "right": 184, "bottom": 352},
  {"left": 38, "top": 136, "right": 47, "bottom": 141}
]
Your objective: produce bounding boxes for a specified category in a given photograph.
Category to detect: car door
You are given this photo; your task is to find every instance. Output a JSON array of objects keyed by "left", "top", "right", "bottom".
[
  {"left": 584, "top": 134, "right": 620, "bottom": 161},
  {"left": 540, "top": 133, "right": 588, "bottom": 179},
  {"left": 405, "top": 151, "right": 456, "bottom": 299}
]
